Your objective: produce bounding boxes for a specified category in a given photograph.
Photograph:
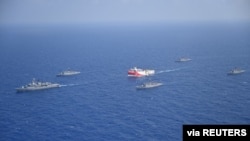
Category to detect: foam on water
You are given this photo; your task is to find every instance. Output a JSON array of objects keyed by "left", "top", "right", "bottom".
[
  {"left": 0, "top": 24, "right": 250, "bottom": 141},
  {"left": 156, "top": 67, "right": 185, "bottom": 74}
]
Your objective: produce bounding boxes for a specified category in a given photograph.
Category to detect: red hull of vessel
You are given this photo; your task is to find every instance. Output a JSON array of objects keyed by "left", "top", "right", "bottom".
[{"left": 128, "top": 71, "right": 143, "bottom": 77}]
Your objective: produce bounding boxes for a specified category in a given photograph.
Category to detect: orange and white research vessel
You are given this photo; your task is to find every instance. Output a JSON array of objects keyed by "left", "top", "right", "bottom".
[{"left": 127, "top": 67, "right": 155, "bottom": 77}]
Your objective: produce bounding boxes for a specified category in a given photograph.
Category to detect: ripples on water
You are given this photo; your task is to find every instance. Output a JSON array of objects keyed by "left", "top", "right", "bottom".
[{"left": 0, "top": 24, "right": 250, "bottom": 141}]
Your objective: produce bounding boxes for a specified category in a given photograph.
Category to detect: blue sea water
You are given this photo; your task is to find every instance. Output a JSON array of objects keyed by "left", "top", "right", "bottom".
[{"left": 0, "top": 23, "right": 250, "bottom": 141}]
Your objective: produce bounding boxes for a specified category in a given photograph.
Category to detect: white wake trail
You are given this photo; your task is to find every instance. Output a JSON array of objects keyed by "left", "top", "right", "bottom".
[
  {"left": 59, "top": 84, "right": 80, "bottom": 87},
  {"left": 156, "top": 68, "right": 184, "bottom": 74}
]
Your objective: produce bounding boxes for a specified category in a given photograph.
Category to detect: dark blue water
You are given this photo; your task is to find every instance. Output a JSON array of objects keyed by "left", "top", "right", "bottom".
[{"left": 1, "top": 23, "right": 250, "bottom": 141}]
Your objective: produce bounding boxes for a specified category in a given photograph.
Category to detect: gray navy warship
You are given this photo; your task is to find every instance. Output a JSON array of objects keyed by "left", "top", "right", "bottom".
[{"left": 16, "top": 78, "right": 60, "bottom": 92}]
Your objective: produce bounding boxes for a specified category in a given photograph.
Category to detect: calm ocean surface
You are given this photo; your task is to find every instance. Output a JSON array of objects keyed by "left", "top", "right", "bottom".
[{"left": 0, "top": 23, "right": 250, "bottom": 141}]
